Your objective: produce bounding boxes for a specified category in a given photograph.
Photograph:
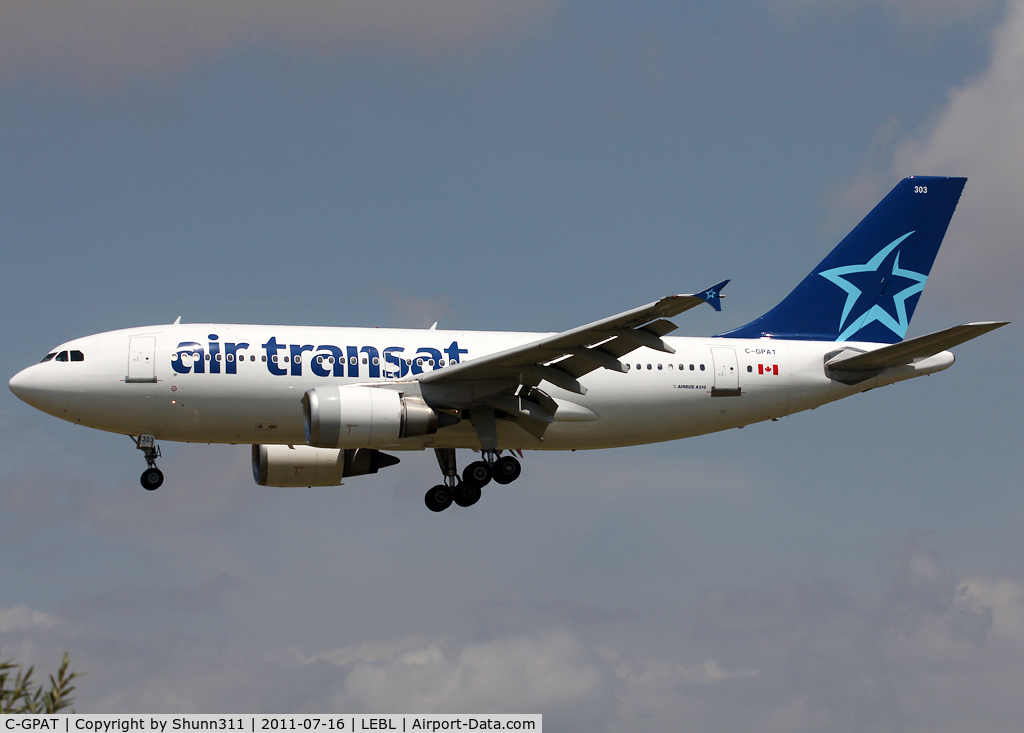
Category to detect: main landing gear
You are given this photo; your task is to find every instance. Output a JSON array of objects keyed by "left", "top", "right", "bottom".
[
  {"left": 425, "top": 449, "right": 523, "bottom": 512},
  {"left": 133, "top": 434, "right": 164, "bottom": 491}
]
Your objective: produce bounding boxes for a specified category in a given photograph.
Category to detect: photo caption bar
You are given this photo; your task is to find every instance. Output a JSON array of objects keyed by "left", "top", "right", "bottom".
[{"left": 1, "top": 715, "right": 541, "bottom": 733}]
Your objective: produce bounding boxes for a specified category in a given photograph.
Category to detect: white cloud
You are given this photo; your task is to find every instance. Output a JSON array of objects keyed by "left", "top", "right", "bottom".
[
  {"left": 0, "top": 0, "right": 556, "bottom": 88},
  {"left": 2, "top": 538, "right": 1023, "bottom": 732},
  {"left": 960, "top": 577, "right": 1024, "bottom": 643},
  {"left": 0, "top": 605, "right": 60, "bottom": 634},
  {"left": 894, "top": 0, "right": 1024, "bottom": 316},
  {"left": 324, "top": 631, "right": 615, "bottom": 720},
  {"left": 682, "top": 539, "right": 1024, "bottom": 732}
]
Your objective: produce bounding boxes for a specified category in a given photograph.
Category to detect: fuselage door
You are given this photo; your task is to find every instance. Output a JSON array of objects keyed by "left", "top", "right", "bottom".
[
  {"left": 710, "top": 346, "right": 741, "bottom": 396},
  {"left": 127, "top": 337, "right": 157, "bottom": 383}
]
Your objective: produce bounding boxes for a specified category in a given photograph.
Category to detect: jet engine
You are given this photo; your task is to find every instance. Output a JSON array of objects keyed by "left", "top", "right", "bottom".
[
  {"left": 302, "top": 385, "right": 453, "bottom": 449},
  {"left": 251, "top": 444, "right": 400, "bottom": 487}
]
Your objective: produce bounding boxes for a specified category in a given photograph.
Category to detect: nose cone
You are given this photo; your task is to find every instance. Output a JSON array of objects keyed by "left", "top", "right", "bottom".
[{"left": 9, "top": 367, "right": 36, "bottom": 405}]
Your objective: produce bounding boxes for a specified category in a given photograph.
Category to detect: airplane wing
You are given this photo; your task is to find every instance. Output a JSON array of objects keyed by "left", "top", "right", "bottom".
[
  {"left": 409, "top": 281, "right": 729, "bottom": 444},
  {"left": 418, "top": 280, "right": 729, "bottom": 394}
]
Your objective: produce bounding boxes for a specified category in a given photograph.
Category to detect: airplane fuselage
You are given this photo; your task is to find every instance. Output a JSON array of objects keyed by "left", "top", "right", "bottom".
[{"left": 10, "top": 323, "right": 954, "bottom": 451}]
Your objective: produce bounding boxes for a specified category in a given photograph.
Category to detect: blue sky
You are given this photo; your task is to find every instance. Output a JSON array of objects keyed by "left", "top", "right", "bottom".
[{"left": 2, "top": 1, "right": 1023, "bottom": 729}]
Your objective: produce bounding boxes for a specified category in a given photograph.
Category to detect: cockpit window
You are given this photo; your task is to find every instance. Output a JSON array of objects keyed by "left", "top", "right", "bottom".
[
  {"left": 40, "top": 352, "right": 57, "bottom": 363},
  {"left": 70, "top": 350, "right": 84, "bottom": 362},
  {"left": 55, "top": 351, "right": 69, "bottom": 362}
]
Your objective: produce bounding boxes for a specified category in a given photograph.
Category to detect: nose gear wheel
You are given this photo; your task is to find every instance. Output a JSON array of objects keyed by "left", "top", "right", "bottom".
[{"left": 141, "top": 467, "right": 164, "bottom": 490}]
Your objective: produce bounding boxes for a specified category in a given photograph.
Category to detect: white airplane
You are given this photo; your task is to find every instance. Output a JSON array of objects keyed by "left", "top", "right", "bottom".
[{"left": 8, "top": 177, "right": 1007, "bottom": 512}]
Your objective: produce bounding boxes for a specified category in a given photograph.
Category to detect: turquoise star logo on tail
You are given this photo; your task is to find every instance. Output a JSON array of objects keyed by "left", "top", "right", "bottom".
[{"left": 819, "top": 231, "right": 927, "bottom": 342}]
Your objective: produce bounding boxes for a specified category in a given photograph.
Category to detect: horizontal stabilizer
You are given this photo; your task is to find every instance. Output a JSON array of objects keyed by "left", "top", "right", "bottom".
[{"left": 827, "top": 321, "right": 1009, "bottom": 372}]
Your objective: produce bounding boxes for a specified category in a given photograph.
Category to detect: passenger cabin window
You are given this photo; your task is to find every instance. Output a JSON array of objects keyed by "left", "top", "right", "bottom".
[
  {"left": 70, "top": 350, "right": 84, "bottom": 362},
  {"left": 55, "top": 351, "right": 69, "bottom": 362},
  {"left": 40, "top": 353, "right": 57, "bottom": 363}
]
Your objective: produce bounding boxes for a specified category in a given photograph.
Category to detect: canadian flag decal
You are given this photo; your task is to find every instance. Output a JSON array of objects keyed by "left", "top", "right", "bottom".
[{"left": 758, "top": 364, "right": 779, "bottom": 375}]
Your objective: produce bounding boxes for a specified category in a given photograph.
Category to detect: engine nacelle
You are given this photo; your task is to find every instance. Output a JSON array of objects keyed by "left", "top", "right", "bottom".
[
  {"left": 303, "top": 386, "right": 445, "bottom": 449},
  {"left": 251, "top": 444, "right": 400, "bottom": 487}
]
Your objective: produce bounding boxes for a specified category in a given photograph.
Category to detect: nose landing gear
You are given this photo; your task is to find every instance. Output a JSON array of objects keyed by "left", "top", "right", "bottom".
[
  {"left": 425, "top": 449, "right": 522, "bottom": 512},
  {"left": 133, "top": 434, "right": 164, "bottom": 491}
]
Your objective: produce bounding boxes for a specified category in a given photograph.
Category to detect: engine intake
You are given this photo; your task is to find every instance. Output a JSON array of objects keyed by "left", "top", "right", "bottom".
[
  {"left": 303, "top": 386, "right": 452, "bottom": 449},
  {"left": 252, "top": 444, "right": 400, "bottom": 487}
]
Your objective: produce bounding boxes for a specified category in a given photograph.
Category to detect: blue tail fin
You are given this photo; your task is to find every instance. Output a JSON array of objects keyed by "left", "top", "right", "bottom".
[{"left": 715, "top": 176, "right": 966, "bottom": 343}]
